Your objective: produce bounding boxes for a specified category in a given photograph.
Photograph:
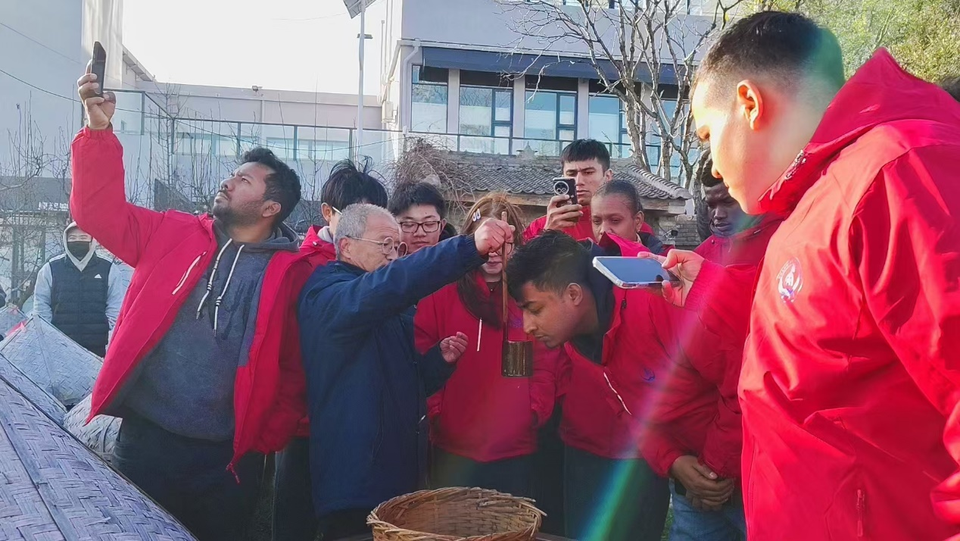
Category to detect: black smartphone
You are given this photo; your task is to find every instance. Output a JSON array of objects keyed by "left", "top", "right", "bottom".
[
  {"left": 552, "top": 177, "right": 578, "bottom": 206},
  {"left": 92, "top": 41, "right": 106, "bottom": 97},
  {"left": 592, "top": 256, "right": 680, "bottom": 289}
]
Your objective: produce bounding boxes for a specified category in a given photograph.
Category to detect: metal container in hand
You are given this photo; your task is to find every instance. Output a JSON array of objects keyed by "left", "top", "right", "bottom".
[{"left": 501, "top": 340, "right": 534, "bottom": 378}]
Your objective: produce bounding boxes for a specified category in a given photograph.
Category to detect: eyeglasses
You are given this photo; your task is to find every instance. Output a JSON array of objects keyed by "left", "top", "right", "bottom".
[
  {"left": 347, "top": 236, "right": 408, "bottom": 257},
  {"left": 399, "top": 220, "right": 442, "bottom": 234}
]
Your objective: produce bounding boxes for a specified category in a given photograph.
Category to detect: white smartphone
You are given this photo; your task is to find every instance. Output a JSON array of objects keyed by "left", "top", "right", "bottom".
[{"left": 592, "top": 256, "right": 680, "bottom": 289}]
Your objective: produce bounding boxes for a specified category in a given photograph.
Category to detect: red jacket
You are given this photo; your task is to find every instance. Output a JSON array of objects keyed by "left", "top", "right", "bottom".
[
  {"left": 290, "top": 225, "right": 338, "bottom": 438},
  {"left": 301, "top": 225, "right": 337, "bottom": 269},
  {"left": 641, "top": 214, "right": 781, "bottom": 480},
  {"left": 524, "top": 208, "right": 667, "bottom": 254},
  {"left": 523, "top": 206, "right": 596, "bottom": 243},
  {"left": 414, "top": 275, "right": 560, "bottom": 462},
  {"left": 70, "top": 127, "right": 311, "bottom": 472},
  {"left": 691, "top": 51, "right": 960, "bottom": 540},
  {"left": 559, "top": 234, "right": 690, "bottom": 459}
]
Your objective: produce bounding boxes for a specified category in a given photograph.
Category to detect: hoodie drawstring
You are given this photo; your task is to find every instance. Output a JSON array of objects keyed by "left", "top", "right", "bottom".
[
  {"left": 197, "top": 239, "right": 234, "bottom": 329},
  {"left": 213, "top": 245, "right": 244, "bottom": 332}
]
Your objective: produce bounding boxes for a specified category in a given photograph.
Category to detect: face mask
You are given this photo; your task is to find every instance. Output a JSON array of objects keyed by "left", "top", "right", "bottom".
[{"left": 67, "top": 241, "right": 91, "bottom": 260}]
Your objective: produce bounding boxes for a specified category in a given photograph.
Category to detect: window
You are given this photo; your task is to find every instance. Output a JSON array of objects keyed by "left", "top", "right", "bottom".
[
  {"left": 524, "top": 90, "right": 577, "bottom": 156},
  {"left": 644, "top": 98, "right": 686, "bottom": 179},
  {"left": 296, "top": 127, "right": 351, "bottom": 162},
  {"left": 459, "top": 86, "right": 512, "bottom": 154},
  {"left": 412, "top": 66, "right": 448, "bottom": 133},
  {"left": 588, "top": 95, "right": 631, "bottom": 158},
  {"left": 263, "top": 124, "right": 296, "bottom": 160},
  {"left": 113, "top": 92, "right": 143, "bottom": 134}
]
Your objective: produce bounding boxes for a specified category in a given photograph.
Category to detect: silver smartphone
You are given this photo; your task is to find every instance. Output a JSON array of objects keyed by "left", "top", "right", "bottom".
[{"left": 593, "top": 256, "right": 680, "bottom": 289}]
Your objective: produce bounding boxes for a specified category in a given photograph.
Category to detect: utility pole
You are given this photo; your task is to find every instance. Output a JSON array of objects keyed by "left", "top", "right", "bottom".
[{"left": 346, "top": 0, "right": 375, "bottom": 154}]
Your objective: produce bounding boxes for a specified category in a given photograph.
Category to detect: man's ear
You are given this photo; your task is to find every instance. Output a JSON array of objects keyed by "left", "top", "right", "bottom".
[
  {"left": 603, "top": 168, "right": 614, "bottom": 182},
  {"left": 736, "top": 79, "right": 764, "bottom": 130},
  {"left": 566, "top": 282, "right": 585, "bottom": 306},
  {"left": 337, "top": 237, "right": 351, "bottom": 260},
  {"left": 321, "top": 203, "right": 335, "bottom": 224},
  {"left": 261, "top": 200, "right": 282, "bottom": 221},
  {"left": 634, "top": 210, "right": 646, "bottom": 233}
]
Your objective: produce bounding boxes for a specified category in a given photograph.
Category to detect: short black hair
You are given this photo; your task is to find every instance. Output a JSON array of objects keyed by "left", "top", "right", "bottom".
[
  {"left": 697, "top": 150, "right": 723, "bottom": 188},
  {"left": 594, "top": 179, "right": 643, "bottom": 214},
  {"left": 241, "top": 147, "right": 301, "bottom": 225},
  {"left": 322, "top": 160, "right": 389, "bottom": 210},
  {"left": 507, "top": 230, "right": 591, "bottom": 301},
  {"left": 696, "top": 11, "right": 845, "bottom": 98},
  {"left": 561, "top": 139, "right": 611, "bottom": 171},
  {"left": 387, "top": 181, "right": 446, "bottom": 219},
  {"left": 941, "top": 76, "right": 960, "bottom": 103}
]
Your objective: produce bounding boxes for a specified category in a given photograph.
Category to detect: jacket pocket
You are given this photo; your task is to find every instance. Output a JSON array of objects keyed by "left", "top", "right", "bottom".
[{"left": 825, "top": 470, "right": 866, "bottom": 540}]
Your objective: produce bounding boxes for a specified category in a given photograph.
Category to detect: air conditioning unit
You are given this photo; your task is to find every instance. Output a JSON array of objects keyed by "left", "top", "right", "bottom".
[{"left": 382, "top": 101, "right": 397, "bottom": 124}]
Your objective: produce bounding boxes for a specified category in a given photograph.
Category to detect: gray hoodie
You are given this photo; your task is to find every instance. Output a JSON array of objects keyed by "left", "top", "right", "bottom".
[{"left": 120, "top": 222, "right": 300, "bottom": 441}]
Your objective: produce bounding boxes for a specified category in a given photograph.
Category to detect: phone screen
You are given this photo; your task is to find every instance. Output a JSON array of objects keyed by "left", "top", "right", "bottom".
[{"left": 593, "top": 256, "right": 677, "bottom": 288}]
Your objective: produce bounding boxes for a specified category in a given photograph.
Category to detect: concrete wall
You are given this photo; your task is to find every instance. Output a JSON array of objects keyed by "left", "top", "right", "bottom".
[
  {"left": 148, "top": 83, "right": 382, "bottom": 129},
  {"left": 399, "top": 0, "right": 718, "bottom": 60}
]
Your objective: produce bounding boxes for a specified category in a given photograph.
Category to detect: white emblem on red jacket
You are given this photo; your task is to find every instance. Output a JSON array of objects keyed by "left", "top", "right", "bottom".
[{"left": 777, "top": 257, "right": 803, "bottom": 303}]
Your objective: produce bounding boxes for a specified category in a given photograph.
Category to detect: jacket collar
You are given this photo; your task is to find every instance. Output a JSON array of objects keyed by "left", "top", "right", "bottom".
[{"left": 758, "top": 49, "right": 960, "bottom": 215}]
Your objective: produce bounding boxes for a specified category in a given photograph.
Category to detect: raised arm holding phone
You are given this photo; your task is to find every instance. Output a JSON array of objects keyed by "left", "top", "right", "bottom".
[{"left": 74, "top": 57, "right": 312, "bottom": 541}]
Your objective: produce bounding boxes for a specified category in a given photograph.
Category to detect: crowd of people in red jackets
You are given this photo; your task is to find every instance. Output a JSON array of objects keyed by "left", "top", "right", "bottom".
[{"left": 68, "top": 9, "right": 960, "bottom": 541}]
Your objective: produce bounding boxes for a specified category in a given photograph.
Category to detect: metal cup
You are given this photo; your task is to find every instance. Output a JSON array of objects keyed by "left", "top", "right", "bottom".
[{"left": 501, "top": 340, "right": 534, "bottom": 377}]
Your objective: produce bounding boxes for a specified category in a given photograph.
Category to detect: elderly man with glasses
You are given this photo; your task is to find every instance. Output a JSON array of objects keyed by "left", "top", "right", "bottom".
[{"left": 298, "top": 203, "right": 515, "bottom": 540}]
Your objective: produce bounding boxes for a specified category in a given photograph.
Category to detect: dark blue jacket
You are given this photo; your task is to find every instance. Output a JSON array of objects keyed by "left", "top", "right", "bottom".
[{"left": 298, "top": 235, "right": 485, "bottom": 516}]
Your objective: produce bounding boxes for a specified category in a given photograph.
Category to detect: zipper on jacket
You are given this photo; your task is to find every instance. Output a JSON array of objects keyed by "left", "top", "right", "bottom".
[
  {"left": 783, "top": 151, "right": 807, "bottom": 180},
  {"left": 856, "top": 489, "right": 865, "bottom": 538},
  {"left": 172, "top": 253, "right": 205, "bottom": 295},
  {"left": 604, "top": 372, "right": 633, "bottom": 416}
]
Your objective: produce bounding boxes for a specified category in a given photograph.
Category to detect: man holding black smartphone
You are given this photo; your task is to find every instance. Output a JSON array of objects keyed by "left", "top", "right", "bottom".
[
  {"left": 74, "top": 63, "right": 310, "bottom": 540},
  {"left": 524, "top": 140, "right": 612, "bottom": 242},
  {"left": 524, "top": 139, "right": 667, "bottom": 255}
]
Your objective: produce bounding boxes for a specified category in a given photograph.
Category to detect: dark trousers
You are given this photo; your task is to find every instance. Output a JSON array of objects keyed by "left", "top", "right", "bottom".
[
  {"left": 563, "top": 445, "right": 670, "bottom": 541},
  {"left": 533, "top": 406, "right": 566, "bottom": 535},
  {"left": 430, "top": 447, "right": 533, "bottom": 498},
  {"left": 274, "top": 436, "right": 319, "bottom": 541},
  {"left": 318, "top": 508, "right": 371, "bottom": 540},
  {"left": 112, "top": 413, "right": 264, "bottom": 541}
]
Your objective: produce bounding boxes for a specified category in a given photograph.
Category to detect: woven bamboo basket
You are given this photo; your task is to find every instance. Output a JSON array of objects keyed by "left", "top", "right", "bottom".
[
  {"left": 0, "top": 316, "right": 101, "bottom": 408},
  {"left": 368, "top": 487, "right": 545, "bottom": 541}
]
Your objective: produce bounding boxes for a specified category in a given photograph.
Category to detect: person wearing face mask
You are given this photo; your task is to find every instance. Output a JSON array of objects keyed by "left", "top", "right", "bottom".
[
  {"left": 414, "top": 194, "right": 560, "bottom": 498},
  {"left": 32, "top": 222, "right": 127, "bottom": 356}
]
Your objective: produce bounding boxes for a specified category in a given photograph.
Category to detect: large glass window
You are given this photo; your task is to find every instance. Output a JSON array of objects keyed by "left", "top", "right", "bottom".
[
  {"left": 459, "top": 86, "right": 512, "bottom": 154},
  {"left": 263, "top": 124, "right": 296, "bottom": 160},
  {"left": 412, "top": 66, "right": 448, "bottom": 134},
  {"left": 524, "top": 90, "right": 576, "bottom": 156},
  {"left": 588, "top": 95, "right": 631, "bottom": 158},
  {"left": 113, "top": 91, "right": 144, "bottom": 134},
  {"left": 296, "top": 127, "right": 351, "bottom": 162},
  {"left": 647, "top": 98, "right": 681, "bottom": 178}
]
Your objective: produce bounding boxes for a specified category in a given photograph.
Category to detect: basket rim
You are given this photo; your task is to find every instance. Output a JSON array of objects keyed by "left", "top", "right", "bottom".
[{"left": 367, "top": 487, "right": 546, "bottom": 541}]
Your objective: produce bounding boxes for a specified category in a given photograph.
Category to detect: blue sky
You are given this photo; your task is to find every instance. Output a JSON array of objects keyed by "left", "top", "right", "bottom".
[{"left": 122, "top": 0, "right": 387, "bottom": 95}]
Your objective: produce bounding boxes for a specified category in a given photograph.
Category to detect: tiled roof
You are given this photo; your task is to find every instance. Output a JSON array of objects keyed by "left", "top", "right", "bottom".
[{"left": 442, "top": 151, "right": 691, "bottom": 201}]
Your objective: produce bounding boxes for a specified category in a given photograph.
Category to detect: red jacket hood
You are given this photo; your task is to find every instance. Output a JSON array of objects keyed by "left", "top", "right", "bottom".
[
  {"left": 760, "top": 49, "right": 960, "bottom": 216},
  {"left": 301, "top": 225, "right": 337, "bottom": 264}
]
